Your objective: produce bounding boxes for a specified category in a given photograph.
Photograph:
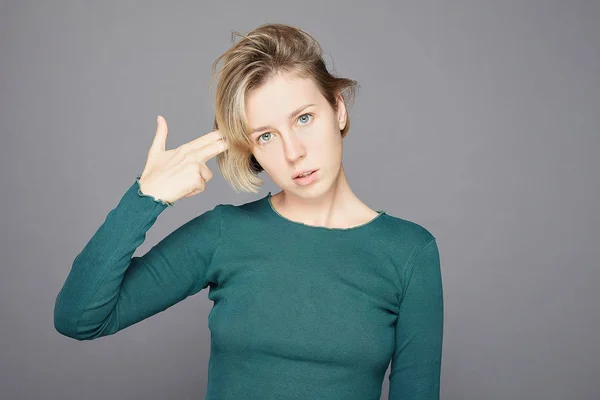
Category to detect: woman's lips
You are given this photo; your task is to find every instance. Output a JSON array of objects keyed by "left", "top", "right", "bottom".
[
  {"left": 293, "top": 169, "right": 318, "bottom": 186},
  {"left": 293, "top": 169, "right": 317, "bottom": 179}
]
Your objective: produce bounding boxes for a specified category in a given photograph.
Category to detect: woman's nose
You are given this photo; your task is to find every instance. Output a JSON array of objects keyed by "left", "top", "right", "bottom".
[{"left": 282, "top": 132, "right": 306, "bottom": 162}]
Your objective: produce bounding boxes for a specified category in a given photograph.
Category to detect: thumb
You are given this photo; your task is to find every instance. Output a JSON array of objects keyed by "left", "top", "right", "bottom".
[{"left": 150, "top": 115, "right": 168, "bottom": 154}]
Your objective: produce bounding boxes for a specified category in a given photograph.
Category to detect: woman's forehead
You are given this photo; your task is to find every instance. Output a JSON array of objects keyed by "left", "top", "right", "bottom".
[{"left": 248, "top": 73, "right": 321, "bottom": 106}]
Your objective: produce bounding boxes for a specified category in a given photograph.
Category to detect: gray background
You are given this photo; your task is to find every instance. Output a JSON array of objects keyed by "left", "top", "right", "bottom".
[{"left": 1, "top": 1, "right": 599, "bottom": 399}]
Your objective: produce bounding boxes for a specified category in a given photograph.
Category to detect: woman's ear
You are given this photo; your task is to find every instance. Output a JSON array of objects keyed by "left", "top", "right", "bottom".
[{"left": 337, "top": 94, "right": 347, "bottom": 131}]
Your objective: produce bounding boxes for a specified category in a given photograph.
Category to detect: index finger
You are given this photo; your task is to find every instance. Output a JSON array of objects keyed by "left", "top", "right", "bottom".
[
  {"left": 183, "top": 130, "right": 225, "bottom": 151},
  {"left": 190, "top": 137, "right": 229, "bottom": 164}
]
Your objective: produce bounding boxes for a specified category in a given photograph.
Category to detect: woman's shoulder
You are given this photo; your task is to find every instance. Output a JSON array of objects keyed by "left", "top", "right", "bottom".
[
  {"left": 208, "top": 195, "right": 270, "bottom": 231},
  {"left": 215, "top": 195, "right": 265, "bottom": 217},
  {"left": 214, "top": 197, "right": 437, "bottom": 247},
  {"left": 378, "top": 211, "right": 437, "bottom": 246}
]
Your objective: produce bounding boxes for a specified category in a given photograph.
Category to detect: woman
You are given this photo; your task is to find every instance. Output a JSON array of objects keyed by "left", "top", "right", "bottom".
[{"left": 54, "top": 23, "right": 444, "bottom": 400}]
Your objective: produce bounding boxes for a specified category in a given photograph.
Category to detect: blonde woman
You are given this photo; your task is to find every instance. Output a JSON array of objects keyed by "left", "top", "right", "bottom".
[{"left": 54, "top": 23, "right": 444, "bottom": 400}]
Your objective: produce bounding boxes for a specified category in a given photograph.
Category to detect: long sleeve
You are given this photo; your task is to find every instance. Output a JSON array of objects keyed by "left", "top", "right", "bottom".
[
  {"left": 388, "top": 238, "right": 444, "bottom": 399},
  {"left": 53, "top": 176, "right": 222, "bottom": 340}
]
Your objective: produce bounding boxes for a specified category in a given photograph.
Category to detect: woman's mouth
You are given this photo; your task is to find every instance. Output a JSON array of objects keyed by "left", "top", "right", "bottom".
[{"left": 293, "top": 169, "right": 318, "bottom": 186}]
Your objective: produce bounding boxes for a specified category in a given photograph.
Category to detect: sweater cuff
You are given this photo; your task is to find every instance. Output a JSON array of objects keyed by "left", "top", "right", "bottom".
[{"left": 134, "top": 174, "right": 175, "bottom": 207}]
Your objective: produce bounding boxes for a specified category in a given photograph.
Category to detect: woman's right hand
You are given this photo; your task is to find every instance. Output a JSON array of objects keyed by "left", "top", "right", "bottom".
[{"left": 137, "top": 115, "right": 229, "bottom": 204}]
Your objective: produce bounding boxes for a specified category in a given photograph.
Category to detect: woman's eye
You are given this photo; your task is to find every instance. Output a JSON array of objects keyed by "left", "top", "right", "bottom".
[
  {"left": 298, "top": 113, "right": 312, "bottom": 125},
  {"left": 257, "top": 113, "right": 313, "bottom": 144},
  {"left": 257, "top": 132, "right": 272, "bottom": 144}
]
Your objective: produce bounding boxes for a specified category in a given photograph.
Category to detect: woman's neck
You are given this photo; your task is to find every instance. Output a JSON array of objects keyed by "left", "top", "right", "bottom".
[{"left": 270, "top": 164, "right": 377, "bottom": 229}]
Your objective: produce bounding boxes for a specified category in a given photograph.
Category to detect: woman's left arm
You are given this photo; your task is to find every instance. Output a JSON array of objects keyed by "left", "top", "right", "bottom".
[{"left": 388, "top": 237, "right": 445, "bottom": 399}]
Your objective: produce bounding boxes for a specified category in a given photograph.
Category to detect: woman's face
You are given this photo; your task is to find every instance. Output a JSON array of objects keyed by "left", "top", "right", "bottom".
[{"left": 246, "top": 71, "right": 347, "bottom": 198}]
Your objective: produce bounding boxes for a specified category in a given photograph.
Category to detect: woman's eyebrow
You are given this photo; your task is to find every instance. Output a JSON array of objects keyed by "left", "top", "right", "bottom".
[{"left": 249, "top": 103, "right": 316, "bottom": 134}]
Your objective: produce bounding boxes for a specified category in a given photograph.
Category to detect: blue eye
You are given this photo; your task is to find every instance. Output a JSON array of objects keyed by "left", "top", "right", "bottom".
[
  {"left": 298, "top": 113, "right": 312, "bottom": 124},
  {"left": 257, "top": 113, "right": 313, "bottom": 144},
  {"left": 257, "top": 132, "right": 272, "bottom": 144}
]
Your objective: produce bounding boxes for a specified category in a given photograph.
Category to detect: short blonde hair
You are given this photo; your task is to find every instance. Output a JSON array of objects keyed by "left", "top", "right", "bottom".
[{"left": 211, "top": 23, "right": 359, "bottom": 193}]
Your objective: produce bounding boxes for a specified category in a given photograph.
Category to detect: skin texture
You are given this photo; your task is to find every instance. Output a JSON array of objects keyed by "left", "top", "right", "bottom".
[{"left": 246, "top": 70, "right": 380, "bottom": 229}]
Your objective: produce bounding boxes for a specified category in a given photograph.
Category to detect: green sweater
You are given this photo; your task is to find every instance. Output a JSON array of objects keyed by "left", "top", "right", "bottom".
[{"left": 54, "top": 176, "right": 444, "bottom": 400}]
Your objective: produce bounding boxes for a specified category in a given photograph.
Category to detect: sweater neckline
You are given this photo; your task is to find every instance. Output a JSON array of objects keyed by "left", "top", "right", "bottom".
[{"left": 265, "top": 191, "right": 386, "bottom": 232}]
